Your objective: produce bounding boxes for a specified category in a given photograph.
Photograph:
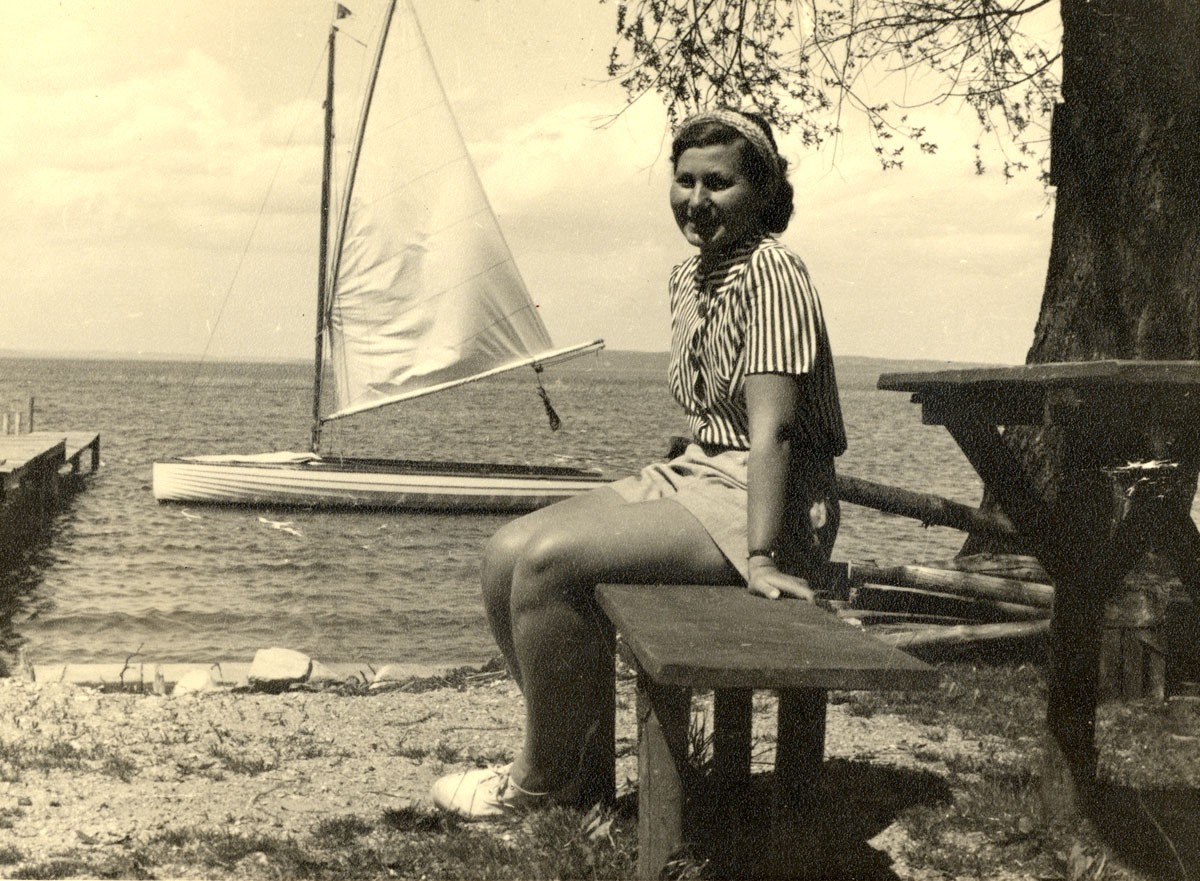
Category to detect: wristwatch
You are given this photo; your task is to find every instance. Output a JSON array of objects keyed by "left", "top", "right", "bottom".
[{"left": 747, "top": 547, "right": 777, "bottom": 561}]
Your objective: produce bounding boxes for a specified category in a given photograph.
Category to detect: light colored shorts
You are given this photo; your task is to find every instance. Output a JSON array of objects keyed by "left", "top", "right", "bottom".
[{"left": 608, "top": 442, "right": 839, "bottom": 582}]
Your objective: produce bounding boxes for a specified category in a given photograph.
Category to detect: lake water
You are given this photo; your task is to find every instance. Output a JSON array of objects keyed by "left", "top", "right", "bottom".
[{"left": 0, "top": 351, "right": 985, "bottom": 668}]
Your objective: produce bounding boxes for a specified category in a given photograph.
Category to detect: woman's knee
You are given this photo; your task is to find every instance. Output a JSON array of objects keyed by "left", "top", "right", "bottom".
[
  {"left": 481, "top": 519, "right": 531, "bottom": 614},
  {"left": 508, "top": 530, "right": 590, "bottom": 618}
]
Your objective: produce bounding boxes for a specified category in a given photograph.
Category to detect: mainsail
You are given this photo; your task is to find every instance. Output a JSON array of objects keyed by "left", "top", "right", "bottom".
[{"left": 321, "top": 0, "right": 598, "bottom": 423}]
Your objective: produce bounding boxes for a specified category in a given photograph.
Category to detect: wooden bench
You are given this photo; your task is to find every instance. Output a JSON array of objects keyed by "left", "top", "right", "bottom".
[{"left": 596, "top": 583, "right": 938, "bottom": 879}]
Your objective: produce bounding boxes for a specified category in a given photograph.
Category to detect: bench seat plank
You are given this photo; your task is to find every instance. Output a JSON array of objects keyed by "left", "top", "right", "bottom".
[{"left": 597, "top": 583, "right": 937, "bottom": 692}]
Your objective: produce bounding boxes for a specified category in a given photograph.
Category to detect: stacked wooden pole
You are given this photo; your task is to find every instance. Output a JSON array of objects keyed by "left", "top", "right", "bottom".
[
  {"left": 827, "top": 475, "right": 1051, "bottom": 659},
  {"left": 831, "top": 475, "right": 1176, "bottom": 692},
  {"left": 819, "top": 553, "right": 1053, "bottom": 661}
]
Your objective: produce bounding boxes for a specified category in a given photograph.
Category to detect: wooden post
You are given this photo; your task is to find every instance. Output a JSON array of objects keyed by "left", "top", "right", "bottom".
[
  {"left": 712, "top": 688, "right": 752, "bottom": 872},
  {"left": 850, "top": 562, "right": 1054, "bottom": 609},
  {"left": 579, "top": 636, "right": 616, "bottom": 808},
  {"left": 1099, "top": 585, "right": 1167, "bottom": 702},
  {"left": 27, "top": 397, "right": 34, "bottom": 433},
  {"left": 1042, "top": 573, "right": 1106, "bottom": 819},
  {"left": 851, "top": 582, "right": 1048, "bottom": 622},
  {"left": 1037, "top": 424, "right": 1138, "bottom": 821},
  {"left": 636, "top": 672, "right": 690, "bottom": 880},
  {"left": 771, "top": 688, "right": 827, "bottom": 878}
]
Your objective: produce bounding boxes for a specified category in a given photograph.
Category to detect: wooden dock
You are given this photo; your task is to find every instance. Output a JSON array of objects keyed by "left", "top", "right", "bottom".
[{"left": 0, "top": 431, "right": 100, "bottom": 542}]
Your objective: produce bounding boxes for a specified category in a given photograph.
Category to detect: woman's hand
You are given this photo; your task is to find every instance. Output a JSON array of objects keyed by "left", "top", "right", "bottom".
[{"left": 746, "top": 556, "right": 817, "bottom": 602}]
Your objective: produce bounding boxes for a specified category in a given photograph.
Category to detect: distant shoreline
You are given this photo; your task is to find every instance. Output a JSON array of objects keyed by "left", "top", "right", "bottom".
[{"left": 0, "top": 348, "right": 1000, "bottom": 371}]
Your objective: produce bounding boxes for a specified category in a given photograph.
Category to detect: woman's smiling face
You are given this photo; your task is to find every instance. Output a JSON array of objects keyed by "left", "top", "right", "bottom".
[{"left": 670, "top": 140, "right": 762, "bottom": 255}]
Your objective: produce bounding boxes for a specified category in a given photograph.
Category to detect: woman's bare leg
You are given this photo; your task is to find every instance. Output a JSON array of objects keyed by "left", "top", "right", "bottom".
[
  {"left": 505, "top": 497, "right": 740, "bottom": 793},
  {"left": 480, "top": 487, "right": 628, "bottom": 690}
]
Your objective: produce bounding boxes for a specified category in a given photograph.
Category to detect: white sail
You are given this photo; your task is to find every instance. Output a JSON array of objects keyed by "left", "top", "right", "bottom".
[
  {"left": 323, "top": 0, "right": 586, "bottom": 422},
  {"left": 151, "top": 0, "right": 611, "bottom": 512}
]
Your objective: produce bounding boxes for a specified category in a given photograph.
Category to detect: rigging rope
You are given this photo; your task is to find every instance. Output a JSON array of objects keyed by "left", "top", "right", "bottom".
[{"left": 182, "top": 36, "right": 328, "bottom": 402}]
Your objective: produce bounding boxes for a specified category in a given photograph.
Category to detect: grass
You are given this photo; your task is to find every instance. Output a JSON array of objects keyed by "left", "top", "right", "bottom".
[
  {"left": 207, "top": 745, "right": 275, "bottom": 776},
  {"left": 0, "top": 737, "right": 137, "bottom": 783},
  {"left": 831, "top": 664, "right": 1200, "bottom": 881},
  {"left": 7, "top": 805, "right": 638, "bottom": 880},
  {"left": 5, "top": 660, "right": 1199, "bottom": 880},
  {"left": 393, "top": 735, "right": 515, "bottom": 769}
]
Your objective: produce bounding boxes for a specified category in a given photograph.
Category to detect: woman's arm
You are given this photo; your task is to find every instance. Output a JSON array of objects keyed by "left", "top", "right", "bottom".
[{"left": 744, "top": 372, "right": 818, "bottom": 602}]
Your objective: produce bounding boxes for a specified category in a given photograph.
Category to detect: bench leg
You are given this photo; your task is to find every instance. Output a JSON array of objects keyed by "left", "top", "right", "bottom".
[
  {"left": 712, "top": 688, "right": 752, "bottom": 869},
  {"left": 772, "top": 688, "right": 827, "bottom": 877},
  {"left": 579, "top": 639, "right": 616, "bottom": 808},
  {"left": 636, "top": 671, "right": 691, "bottom": 880}
]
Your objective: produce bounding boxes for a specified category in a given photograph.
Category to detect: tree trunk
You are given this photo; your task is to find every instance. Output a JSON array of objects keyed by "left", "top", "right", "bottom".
[
  {"left": 962, "top": 0, "right": 1200, "bottom": 557},
  {"left": 1035, "top": 0, "right": 1200, "bottom": 364}
]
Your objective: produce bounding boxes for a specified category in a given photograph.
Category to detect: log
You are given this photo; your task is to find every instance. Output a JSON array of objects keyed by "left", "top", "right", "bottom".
[
  {"left": 850, "top": 562, "right": 1054, "bottom": 609},
  {"left": 852, "top": 583, "right": 1049, "bottom": 622},
  {"left": 835, "top": 608, "right": 976, "bottom": 627},
  {"left": 835, "top": 474, "right": 1016, "bottom": 539},
  {"left": 663, "top": 438, "right": 1012, "bottom": 540},
  {"left": 875, "top": 620, "right": 1050, "bottom": 653},
  {"left": 926, "top": 553, "right": 1050, "bottom": 583}
]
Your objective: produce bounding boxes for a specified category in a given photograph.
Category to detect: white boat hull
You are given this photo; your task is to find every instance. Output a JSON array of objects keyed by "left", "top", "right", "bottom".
[{"left": 152, "top": 457, "right": 610, "bottom": 513}]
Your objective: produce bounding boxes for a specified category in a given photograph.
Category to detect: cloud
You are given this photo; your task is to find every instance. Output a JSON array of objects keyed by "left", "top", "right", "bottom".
[
  {"left": 0, "top": 7, "right": 325, "bottom": 358},
  {"left": 3, "top": 31, "right": 321, "bottom": 249},
  {"left": 0, "top": 0, "right": 1054, "bottom": 363},
  {"left": 473, "top": 99, "right": 669, "bottom": 206},
  {"left": 466, "top": 95, "right": 1051, "bottom": 360}
]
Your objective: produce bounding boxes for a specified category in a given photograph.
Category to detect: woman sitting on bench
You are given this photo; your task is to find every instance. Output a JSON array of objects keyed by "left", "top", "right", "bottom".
[{"left": 431, "top": 108, "right": 847, "bottom": 818}]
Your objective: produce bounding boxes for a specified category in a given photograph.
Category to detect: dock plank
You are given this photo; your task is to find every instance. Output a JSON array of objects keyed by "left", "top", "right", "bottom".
[{"left": 0, "top": 432, "right": 98, "bottom": 472}]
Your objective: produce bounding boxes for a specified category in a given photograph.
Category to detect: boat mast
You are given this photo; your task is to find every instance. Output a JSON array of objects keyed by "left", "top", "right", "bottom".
[
  {"left": 326, "top": 0, "right": 398, "bottom": 305},
  {"left": 309, "top": 20, "right": 338, "bottom": 453}
]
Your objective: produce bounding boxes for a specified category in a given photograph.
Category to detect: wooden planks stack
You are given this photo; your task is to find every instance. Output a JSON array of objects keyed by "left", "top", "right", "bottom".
[
  {"left": 822, "top": 553, "right": 1054, "bottom": 659},
  {"left": 831, "top": 476, "right": 1179, "bottom": 699}
]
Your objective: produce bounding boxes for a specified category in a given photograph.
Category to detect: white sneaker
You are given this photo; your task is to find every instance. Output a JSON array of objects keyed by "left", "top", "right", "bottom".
[{"left": 430, "top": 764, "right": 557, "bottom": 818}]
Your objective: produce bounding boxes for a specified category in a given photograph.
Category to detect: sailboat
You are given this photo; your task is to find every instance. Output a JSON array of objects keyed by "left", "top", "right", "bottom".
[{"left": 152, "top": 0, "right": 608, "bottom": 512}]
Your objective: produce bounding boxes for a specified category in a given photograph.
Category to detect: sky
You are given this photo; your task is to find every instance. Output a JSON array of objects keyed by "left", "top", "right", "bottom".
[{"left": 0, "top": 0, "right": 1057, "bottom": 365}]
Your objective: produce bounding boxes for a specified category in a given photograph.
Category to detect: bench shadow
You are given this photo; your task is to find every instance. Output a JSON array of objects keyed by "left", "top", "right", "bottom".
[
  {"left": 666, "top": 758, "right": 952, "bottom": 880},
  {"left": 1088, "top": 780, "right": 1200, "bottom": 881}
]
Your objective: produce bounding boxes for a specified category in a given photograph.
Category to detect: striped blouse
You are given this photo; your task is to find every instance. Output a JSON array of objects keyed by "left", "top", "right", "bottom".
[{"left": 667, "top": 234, "right": 846, "bottom": 457}]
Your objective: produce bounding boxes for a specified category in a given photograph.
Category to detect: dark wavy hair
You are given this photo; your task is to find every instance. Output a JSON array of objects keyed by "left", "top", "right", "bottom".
[{"left": 669, "top": 112, "right": 794, "bottom": 234}]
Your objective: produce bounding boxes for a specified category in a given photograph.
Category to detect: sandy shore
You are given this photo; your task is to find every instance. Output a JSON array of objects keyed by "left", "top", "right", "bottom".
[{"left": 0, "top": 665, "right": 1011, "bottom": 877}]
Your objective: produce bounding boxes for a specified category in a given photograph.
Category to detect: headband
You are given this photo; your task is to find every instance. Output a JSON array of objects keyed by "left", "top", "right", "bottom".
[{"left": 675, "top": 109, "right": 784, "bottom": 181}]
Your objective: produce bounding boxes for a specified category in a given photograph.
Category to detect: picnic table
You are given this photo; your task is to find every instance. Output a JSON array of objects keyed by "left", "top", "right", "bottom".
[{"left": 877, "top": 360, "right": 1200, "bottom": 817}]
